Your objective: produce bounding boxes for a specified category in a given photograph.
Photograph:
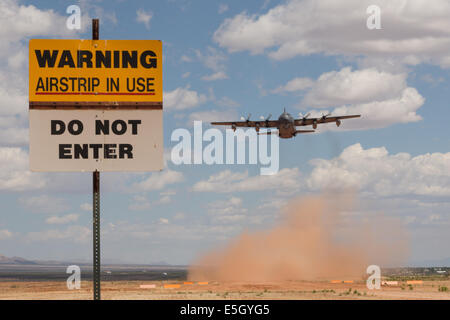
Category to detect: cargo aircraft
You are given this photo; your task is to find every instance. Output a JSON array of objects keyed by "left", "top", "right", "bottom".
[{"left": 211, "top": 109, "right": 360, "bottom": 139}]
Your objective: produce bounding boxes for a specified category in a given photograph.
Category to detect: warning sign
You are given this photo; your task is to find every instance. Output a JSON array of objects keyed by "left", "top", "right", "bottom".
[
  {"left": 29, "top": 110, "right": 163, "bottom": 171},
  {"left": 29, "top": 39, "right": 163, "bottom": 172},
  {"left": 29, "top": 39, "right": 162, "bottom": 103}
]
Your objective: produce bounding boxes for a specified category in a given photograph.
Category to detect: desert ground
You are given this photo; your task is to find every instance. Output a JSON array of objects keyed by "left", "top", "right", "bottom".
[
  {"left": 1, "top": 265, "right": 448, "bottom": 300},
  {"left": 1, "top": 279, "right": 449, "bottom": 300}
]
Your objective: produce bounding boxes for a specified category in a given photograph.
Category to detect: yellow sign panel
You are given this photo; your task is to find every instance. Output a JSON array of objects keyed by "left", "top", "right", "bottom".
[{"left": 29, "top": 39, "right": 162, "bottom": 103}]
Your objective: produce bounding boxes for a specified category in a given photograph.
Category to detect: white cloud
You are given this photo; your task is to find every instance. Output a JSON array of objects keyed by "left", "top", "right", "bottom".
[
  {"left": 193, "top": 143, "right": 450, "bottom": 199},
  {"left": 188, "top": 109, "right": 238, "bottom": 125},
  {"left": 0, "top": 229, "right": 13, "bottom": 240},
  {"left": 80, "top": 203, "right": 92, "bottom": 211},
  {"left": 211, "top": 196, "right": 242, "bottom": 209},
  {"left": 129, "top": 195, "right": 151, "bottom": 211},
  {"left": 303, "top": 68, "right": 407, "bottom": 107},
  {"left": 164, "top": 87, "right": 208, "bottom": 111},
  {"left": 102, "top": 220, "right": 237, "bottom": 243},
  {"left": 272, "top": 77, "right": 314, "bottom": 94},
  {"left": 196, "top": 47, "right": 227, "bottom": 72},
  {"left": 207, "top": 196, "right": 247, "bottom": 223},
  {"left": 0, "top": 126, "right": 28, "bottom": 146},
  {"left": 421, "top": 74, "right": 445, "bottom": 86},
  {"left": 181, "top": 55, "right": 192, "bottom": 63},
  {"left": 261, "top": 0, "right": 271, "bottom": 10},
  {"left": 133, "top": 170, "right": 184, "bottom": 191},
  {"left": 45, "top": 214, "right": 79, "bottom": 225},
  {"left": 26, "top": 225, "right": 90, "bottom": 243},
  {"left": 307, "top": 143, "right": 450, "bottom": 197},
  {"left": 218, "top": 4, "right": 229, "bottom": 14},
  {"left": 192, "top": 168, "right": 301, "bottom": 193},
  {"left": 300, "top": 67, "right": 424, "bottom": 130},
  {"left": 0, "top": 71, "right": 28, "bottom": 146},
  {"left": 136, "top": 8, "right": 152, "bottom": 30},
  {"left": 160, "top": 189, "right": 176, "bottom": 196},
  {"left": 0, "top": 1, "right": 82, "bottom": 147},
  {"left": 182, "top": 71, "right": 191, "bottom": 78},
  {"left": 0, "top": 0, "right": 81, "bottom": 70},
  {"left": 0, "top": 147, "right": 46, "bottom": 191},
  {"left": 215, "top": 96, "right": 240, "bottom": 108},
  {"left": 257, "top": 197, "right": 286, "bottom": 210},
  {"left": 202, "top": 71, "right": 228, "bottom": 81},
  {"left": 0, "top": 0, "right": 74, "bottom": 46},
  {"left": 0, "top": 149, "right": 111, "bottom": 194},
  {"left": 19, "top": 195, "right": 69, "bottom": 214},
  {"left": 158, "top": 195, "right": 171, "bottom": 205},
  {"left": 196, "top": 47, "right": 228, "bottom": 81},
  {"left": 0, "top": 71, "right": 27, "bottom": 117},
  {"left": 129, "top": 193, "right": 174, "bottom": 211},
  {"left": 328, "top": 87, "right": 423, "bottom": 130},
  {"left": 174, "top": 212, "right": 185, "bottom": 220},
  {"left": 213, "top": 0, "right": 450, "bottom": 68},
  {"left": 78, "top": 0, "right": 117, "bottom": 28},
  {"left": 158, "top": 218, "right": 169, "bottom": 225}
]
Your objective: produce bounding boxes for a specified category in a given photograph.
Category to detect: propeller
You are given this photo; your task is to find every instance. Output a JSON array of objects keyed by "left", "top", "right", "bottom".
[
  {"left": 259, "top": 114, "right": 272, "bottom": 127},
  {"left": 299, "top": 112, "right": 311, "bottom": 120},
  {"left": 321, "top": 112, "right": 331, "bottom": 120},
  {"left": 298, "top": 112, "right": 311, "bottom": 124},
  {"left": 240, "top": 113, "right": 252, "bottom": 122}
]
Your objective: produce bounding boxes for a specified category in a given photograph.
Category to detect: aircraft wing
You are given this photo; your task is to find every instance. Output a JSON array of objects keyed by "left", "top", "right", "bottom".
[
  {"left": 211, "top": 120, "right": 279, "bottom": 128},
  {"left": 294, "top": 115, "right": 360, "bottom": 126}
]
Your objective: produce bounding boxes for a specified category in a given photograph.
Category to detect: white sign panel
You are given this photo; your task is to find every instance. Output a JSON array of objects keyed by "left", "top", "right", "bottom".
[{"left": 29, "top": 109, "right": 163, "bottom": 172}]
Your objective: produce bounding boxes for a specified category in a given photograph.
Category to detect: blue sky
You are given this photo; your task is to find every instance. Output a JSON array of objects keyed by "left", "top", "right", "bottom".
[{"left": 1, "top": 0, "right": 450, "bottom": 266}]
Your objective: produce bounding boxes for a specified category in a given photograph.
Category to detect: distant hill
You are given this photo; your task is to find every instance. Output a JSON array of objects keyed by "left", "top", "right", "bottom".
[
  {"left": 410, "top": 257, "right": 450, "bottom": 267},
  {"left": 0, "top": 254, "right": 37, "bottom": 265},
  {"left": 0, "top": 254, "right": 172, "bottom": 266}
]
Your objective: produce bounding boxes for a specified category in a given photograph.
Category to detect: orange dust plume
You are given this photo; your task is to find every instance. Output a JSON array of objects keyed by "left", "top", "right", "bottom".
[{"left": 189, "top": 193, "right": 409, "bottom": 282}]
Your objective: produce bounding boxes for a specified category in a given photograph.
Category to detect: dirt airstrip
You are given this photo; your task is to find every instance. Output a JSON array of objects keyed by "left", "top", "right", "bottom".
[{"left": 1, "top": 279, "right": 449, "bottom": 300}]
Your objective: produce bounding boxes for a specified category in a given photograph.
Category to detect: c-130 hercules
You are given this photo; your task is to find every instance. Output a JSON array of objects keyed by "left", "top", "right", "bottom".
[{"left": 211, "top": 109, "right": 360, "bottom": 139}]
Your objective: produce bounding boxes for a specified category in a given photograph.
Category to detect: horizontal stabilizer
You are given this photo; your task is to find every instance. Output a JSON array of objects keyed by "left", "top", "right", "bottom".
[
  {"left": 257, "top": 131, "right": 278, "bottom": 135},
  {"left": 295, "top": 130, "right": 315, "bottom": 134}
]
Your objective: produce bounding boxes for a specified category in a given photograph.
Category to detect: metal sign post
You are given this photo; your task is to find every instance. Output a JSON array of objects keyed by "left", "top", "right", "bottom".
[
  {"left": 93, "top": 170, "right": 100, "bottom": 300},
  {"left": 92, "top": 19, "right": 101, "bottom": 301}
]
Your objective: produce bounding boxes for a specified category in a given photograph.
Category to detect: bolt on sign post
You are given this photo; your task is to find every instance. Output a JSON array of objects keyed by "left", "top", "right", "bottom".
[{"left": 28, "top": 19, "right": 163, "bottom": 300}]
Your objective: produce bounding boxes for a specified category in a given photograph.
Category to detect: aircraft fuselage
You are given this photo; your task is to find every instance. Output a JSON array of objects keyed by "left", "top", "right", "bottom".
[{"left": 277, "top": 111, "right": 296, "bottom": 138}]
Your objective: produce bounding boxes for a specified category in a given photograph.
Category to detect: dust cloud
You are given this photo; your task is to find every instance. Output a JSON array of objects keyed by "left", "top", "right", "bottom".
[{"left": 189, "top": 193, "right": 408, "bottom": 282}]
